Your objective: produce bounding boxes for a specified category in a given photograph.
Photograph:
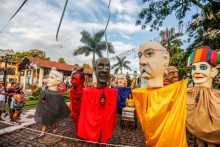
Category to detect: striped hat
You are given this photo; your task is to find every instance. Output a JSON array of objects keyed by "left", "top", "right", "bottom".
[{"left": 187, "top": 46, "right": 220, "bottom": 67}]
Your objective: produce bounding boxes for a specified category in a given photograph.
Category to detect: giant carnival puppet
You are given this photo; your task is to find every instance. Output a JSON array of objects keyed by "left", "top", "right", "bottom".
[
  {"left": 35, "top": 67, "right": 70, "bottom": 138},
  {"left": 132, "top": 41, "right": 188, "bottom": 146},
  {"left": 186, "top": 46, "right": 220, "bottom": 146},
  {"left": 77, "top": 57, "right": 118, "bottom": 144},
  {"left": 163, "top": 66, "right": 179, "bottom": 86},
  {"left": 69, "top": 67, "right": 85, "bottom": 136},
  {"left": 114, "top": 74, "right": 131, "bottom": 114},
  {"left": 131, "top": 71, "right": 140, "bottom": 89}
]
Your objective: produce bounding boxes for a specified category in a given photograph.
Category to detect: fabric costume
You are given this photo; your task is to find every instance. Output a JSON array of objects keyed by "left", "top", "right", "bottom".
[
  {"left": 35, "top": 90, "right": 70, "bottom": 126},
  {"left": 77, "top": 87, "right": 118, "bottom": 143},
  {"left": 186, "top": 47, "right": 220, "bottom": 144},
  {"left": 132, "top": 80, "right": 188, "bottom": 146},
  {"left": 112, "top": 87, "right": 131, "bottom": 114},
  {"left": 69, "top": 70, "right": 85, "bottom": 134}
]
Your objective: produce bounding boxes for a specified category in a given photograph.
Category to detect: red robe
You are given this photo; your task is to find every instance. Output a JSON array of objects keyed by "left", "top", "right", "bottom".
[
  {"left": 69, "top": 72, "right": 85, "bottom": 134},
  {"left": 77, "top": 87, "right": 118, "bottom": 143}
]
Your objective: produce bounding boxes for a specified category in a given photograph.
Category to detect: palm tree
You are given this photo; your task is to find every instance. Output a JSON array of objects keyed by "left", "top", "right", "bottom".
[
  {"left": 111, "top": 56, "right": 132, "bottom": 75},
  {"left": 73, "top": 30, "right": 115, "bottom": 66},
  {"left": 160, "top": 27, "right": 184, "bottom": 48}
]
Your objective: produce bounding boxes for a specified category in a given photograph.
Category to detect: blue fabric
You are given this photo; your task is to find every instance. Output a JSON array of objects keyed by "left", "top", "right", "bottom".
[{"left": 113, "top": 87, "right": 131, "bottom": 114}]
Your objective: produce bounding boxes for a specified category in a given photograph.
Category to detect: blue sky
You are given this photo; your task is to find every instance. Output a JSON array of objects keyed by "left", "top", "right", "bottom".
[{"left": 0, "top": 0, "right": 198, "bottom": 75}]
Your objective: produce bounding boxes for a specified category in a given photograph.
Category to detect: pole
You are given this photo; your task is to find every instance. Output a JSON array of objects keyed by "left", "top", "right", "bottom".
[{"left": 3, "top": 56, "right": 8, "bottom": 87}]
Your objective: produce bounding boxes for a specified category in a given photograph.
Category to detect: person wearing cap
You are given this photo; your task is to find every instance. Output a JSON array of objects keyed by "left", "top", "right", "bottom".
[
  {"left": 35, "top": 67, "right": 70, "bottom": 138},
  {"left": 132, "top": 41, "right": 188, "bottom": 146},
  {"left": 69, "top": 67, "right": 85, "bottom": 136},
  {"left": 186, "top": 46, "right": 220, "bottom": 146}
]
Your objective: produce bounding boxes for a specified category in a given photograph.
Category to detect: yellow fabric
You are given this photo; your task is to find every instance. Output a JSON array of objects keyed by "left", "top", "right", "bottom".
[
  {"left": 126, "top": 98, "right": 135, "bottom": 107},
  {"left": 186, "top": 87, "right": 220, "bottom": 144},
  {"left": 132, "top": 80, "right": 188, "bottom": 147}
]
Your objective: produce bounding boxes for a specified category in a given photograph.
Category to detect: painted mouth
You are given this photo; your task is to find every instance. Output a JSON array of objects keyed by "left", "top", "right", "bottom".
[{"left": 194, "top": 76, "right": 204, "bottom": 79}]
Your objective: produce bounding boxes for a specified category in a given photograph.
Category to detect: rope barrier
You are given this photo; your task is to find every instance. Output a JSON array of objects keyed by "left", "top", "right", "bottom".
[{"left": 0, "top": 120, "right": 136, "bottom": 147}]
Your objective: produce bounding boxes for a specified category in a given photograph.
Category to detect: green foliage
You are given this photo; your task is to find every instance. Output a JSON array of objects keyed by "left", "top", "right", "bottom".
[
  {"left": 111, "top": 56, "right": 132, "bottom": 75},
  {"left": 31, "top": 86, "right": 42, "bottom": 99},
  {"left": 83, "top": 63, "right": 91, "bottom": 69},
  {"left": 63, "top": 91, "right": 70, "bottom": 101},
  {"left": 137, "top": 0, "right": 220, "bottom": 52},
  {"left": 11, "top": 49, "right": 50, "bottom": 62},
  {"left": 73, "top": 30, "right": 115, "bottom": 64},
  {"left": 58, "top": 58, "right": 66, "bottom": 64}
]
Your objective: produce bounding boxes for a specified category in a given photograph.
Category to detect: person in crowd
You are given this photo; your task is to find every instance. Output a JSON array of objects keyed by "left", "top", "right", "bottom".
[
  {"left": 77, "top": 58, "right": 118, "bottom": 145},
  {"left": 12, "top": 86, "right": 26, "bottom": 123},
  {"left": 69, "top": 67, "right": 85, "bottom": 136},
  {"left": 132, "top": 41, "right": 187, "bottom": 146},
  {"left": 186, "top": 46, "right": 220, "bottom": 146},
  {"left": 0, "top": 81, "right": 7, "bottom": 121},
  {"left": 35, "top": 67, "right": 70, "bottom": 138},
  {"left": 7, "top": 81, "right": 16, "bottom": 121}
]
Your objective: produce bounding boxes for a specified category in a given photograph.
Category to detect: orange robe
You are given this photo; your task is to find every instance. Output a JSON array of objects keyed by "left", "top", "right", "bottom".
[{"left": 132, "top": 80, "right": 188, "bottom": 147}]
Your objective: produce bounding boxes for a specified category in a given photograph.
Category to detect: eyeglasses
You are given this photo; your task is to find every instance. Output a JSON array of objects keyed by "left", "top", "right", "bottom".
[
  {"left": 138, "top": 48, "right": 166, "bottom": 58},
  {"left": 168, "top": 71, "right": 178, "bottom": 76}
]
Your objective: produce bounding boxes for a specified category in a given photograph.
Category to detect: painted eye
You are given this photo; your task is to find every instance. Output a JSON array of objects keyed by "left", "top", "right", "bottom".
[
  {"left": 98, "top": 65, "right": 103, "bottom": 69},
  {"left": 106, "top": 66, "right": 110, "bottom": 70},
  {"left": 200, "top": 65, "right": 207, "bottom": 70},
  {"left": 144, "top": 51, "right": 155, "bottom": 57},
  {"left": 138, "top": 52, "right": 142, "bottom": 59},
  {"left": 192, "top": 66, "right": 196, "bottom": 70}
]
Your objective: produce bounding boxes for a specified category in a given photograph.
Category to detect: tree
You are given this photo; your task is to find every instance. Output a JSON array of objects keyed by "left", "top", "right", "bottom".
[
  {"left": 58, "top": 58, "right": 66, "bottom": 64},
  {"left": 11, "top": 49, "right": 50, "bottom": 62},
  {"left": 74, "top": 63, "right": 79, "bottom": 67},
  {"left": 73, "top": 30, "right": 115, "bottom": 67},
  {"left": 160, "top": 27, "right": 184, "bottom": 48},
  {"left": 111, "top": 56, "right": 132, "bottom": 75},
  {"left": 136, "top": 0, "right": 220, "bottom": 53},
  {"left": 83, "top": 63, "right": 91, "bottom": 69}
]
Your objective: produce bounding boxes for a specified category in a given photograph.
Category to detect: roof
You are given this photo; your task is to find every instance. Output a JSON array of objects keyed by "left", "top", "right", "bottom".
[{"left": 19, "top": 57, "right": 93, "bottom": 74}]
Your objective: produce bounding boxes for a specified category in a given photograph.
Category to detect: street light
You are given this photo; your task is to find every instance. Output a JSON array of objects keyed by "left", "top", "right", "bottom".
[{"left": 0, "top": 49, "right": 15, "bottom": 87}]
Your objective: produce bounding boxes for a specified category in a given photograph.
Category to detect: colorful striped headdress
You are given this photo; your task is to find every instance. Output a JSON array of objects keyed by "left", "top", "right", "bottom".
[{"left": 187, "top": 46, "right": 220, "bottom": 67}]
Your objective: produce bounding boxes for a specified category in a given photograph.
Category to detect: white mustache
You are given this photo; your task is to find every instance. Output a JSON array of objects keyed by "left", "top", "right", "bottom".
[{"left": 141, "top": 66, "right": 152, "bottom": 76}]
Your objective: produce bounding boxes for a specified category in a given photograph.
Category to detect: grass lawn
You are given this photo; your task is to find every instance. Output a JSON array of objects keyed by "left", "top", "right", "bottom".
[{"left": 5, "top": 97, "right": 70, "bottom": 110}]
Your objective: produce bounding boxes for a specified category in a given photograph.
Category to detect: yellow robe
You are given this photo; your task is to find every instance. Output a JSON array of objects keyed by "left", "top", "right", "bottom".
[{"left": 132, "top": 80, "right": 188, "bottom": 147}]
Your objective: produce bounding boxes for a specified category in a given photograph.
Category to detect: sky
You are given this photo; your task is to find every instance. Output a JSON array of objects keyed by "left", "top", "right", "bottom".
[{"left": 0, "top": 0, "right": 196, "bottom": 75}]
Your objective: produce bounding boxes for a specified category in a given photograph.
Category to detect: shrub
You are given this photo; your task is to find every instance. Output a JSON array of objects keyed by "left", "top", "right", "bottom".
[{"left": 31, "top": 86, "right": 42, "bottom": 99}]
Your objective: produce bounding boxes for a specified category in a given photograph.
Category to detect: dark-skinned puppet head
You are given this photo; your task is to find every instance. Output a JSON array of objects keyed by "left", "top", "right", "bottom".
[{"left": 93, "top": 57, "right": 110, "bottom": 89}]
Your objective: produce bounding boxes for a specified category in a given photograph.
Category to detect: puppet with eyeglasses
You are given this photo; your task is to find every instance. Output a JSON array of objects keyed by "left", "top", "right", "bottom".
[{"left": 132, "top": 41, "right": 188, "bottom": 146}]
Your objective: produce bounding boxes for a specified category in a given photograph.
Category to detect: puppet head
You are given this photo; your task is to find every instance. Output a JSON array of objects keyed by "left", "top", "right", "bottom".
[
  {"left": 187, "top": 46, "right": 220, "bottom": 88},
  {"left": 116, "top": 74, "right": 127, "bottom": 87},
  {"left": 167, "top": 66, "right": 179, "bottom": 83},
  {"left": 138, "top": 41, "right": 170, "bottom": 88},
  {"left": 93, "top": 58, "right": 110, "bottom": 89},
  {"left": 47, "top": 67, "right": 63, "bottom": 91}
]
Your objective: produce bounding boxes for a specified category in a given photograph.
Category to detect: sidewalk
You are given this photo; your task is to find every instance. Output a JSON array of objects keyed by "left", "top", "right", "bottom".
[{"left": 0, "top": 108, "right": 36, "bottom": 135}]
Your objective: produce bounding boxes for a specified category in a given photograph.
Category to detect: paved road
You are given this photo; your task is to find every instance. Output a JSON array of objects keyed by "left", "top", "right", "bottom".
[{"left": 0, "top": 114, "right": 146, "bottom": 147}]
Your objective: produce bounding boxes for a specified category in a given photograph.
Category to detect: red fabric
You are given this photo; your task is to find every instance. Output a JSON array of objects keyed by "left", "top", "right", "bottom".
[
  {"left": 69, "top": 72, "right": 85, "bottom": 134},
  {"left": 77, "top": 87, "right": 118, "bottom": 143}
]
